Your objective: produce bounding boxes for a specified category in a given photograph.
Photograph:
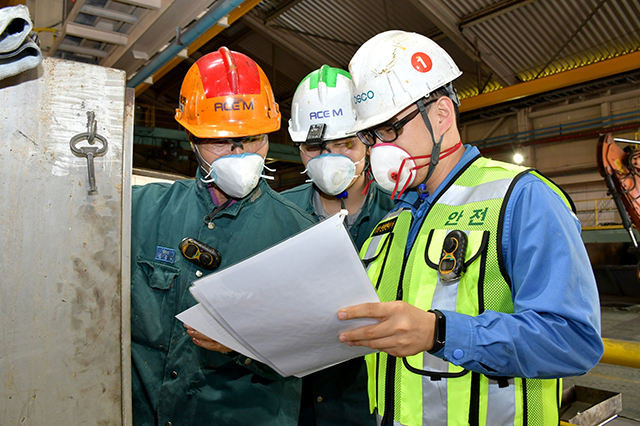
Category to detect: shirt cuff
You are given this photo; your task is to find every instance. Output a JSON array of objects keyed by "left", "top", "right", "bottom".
[{"left": 436, "top": 310, "right": 475, "bottom": 365}]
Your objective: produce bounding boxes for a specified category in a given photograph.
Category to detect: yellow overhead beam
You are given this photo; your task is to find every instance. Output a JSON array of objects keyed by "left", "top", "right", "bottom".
[
  {"left": 460, "top": 50, "right": 640, "bottom": 113},
  {"left": 135, "top": 0, "right": 264, "bottom": 97}
]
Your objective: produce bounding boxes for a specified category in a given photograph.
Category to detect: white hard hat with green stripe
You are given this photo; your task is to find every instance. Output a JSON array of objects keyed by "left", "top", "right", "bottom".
[{"left": 288, "top": 65, "right": 357, "bottom": 143}]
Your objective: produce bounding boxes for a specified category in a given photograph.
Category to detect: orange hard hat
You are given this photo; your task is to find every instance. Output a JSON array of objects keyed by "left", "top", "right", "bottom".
[{"left": 175, "top": 47, "right": 280, "bottom": 138}]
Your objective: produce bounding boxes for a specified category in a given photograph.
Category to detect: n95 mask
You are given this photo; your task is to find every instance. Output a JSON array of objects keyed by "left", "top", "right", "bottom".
[
  {"left": 203, "top": 153, "right": 266, "bottom": 199},
  {"left": 304, "top": 153, "right": 364, "bottom": 196},
  {"left": 370, "top": 143, "right": 418, "bottom": 198}
]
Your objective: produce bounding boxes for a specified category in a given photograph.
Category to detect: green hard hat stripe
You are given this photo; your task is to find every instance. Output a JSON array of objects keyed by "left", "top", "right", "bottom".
[{"left": 296, "top": 65, "right": 351, "bottom": 91}]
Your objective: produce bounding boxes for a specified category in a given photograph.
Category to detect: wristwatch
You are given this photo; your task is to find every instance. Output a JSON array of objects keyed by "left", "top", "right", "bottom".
[{"left": 428, "top": 309, "right": 446, "bottom": 354}]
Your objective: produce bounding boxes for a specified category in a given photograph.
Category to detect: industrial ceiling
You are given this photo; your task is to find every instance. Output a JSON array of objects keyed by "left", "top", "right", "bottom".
[{"left": 39, "top": 0, "right": 640, "bottom": 177}]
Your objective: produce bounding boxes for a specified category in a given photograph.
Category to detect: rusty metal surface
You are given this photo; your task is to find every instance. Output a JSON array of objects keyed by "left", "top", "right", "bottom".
[
  {"left": 0, "top": 58, "right": 131, "bottom": 424},
  {"left": 561, "top": 385, "right": 623, "bottom": 426}
]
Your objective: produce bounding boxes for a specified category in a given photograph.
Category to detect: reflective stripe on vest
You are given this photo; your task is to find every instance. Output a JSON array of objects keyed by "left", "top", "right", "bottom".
[{"left": 359, "top": 157, "right": 567, "bottom": 426}]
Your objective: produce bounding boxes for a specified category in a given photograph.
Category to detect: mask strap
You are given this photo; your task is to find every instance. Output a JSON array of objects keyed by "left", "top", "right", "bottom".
[
  {"left": 390, "top": 141, "right": 463, "bottom": 199},
  {"left": 261, "top": 162, "right": 275, "bottom": 181},
  {"left": 203, "top": 198, "right": 234, "bottom": 225},
  {"left": 192, "top": 143, "right": 216, "bottom": 183},
  {"left": 361, "top": 176, "right": 375, "bottom": 196},
  {"left": 335, "top": 191, "right": 348, "bottom": 210},
  {"left": 351, "top": 152, "right": 367, "bottom": 180}
]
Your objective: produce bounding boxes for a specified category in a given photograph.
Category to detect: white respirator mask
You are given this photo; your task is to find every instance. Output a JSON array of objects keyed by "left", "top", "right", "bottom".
[
  {"left": 370, "top": 141, "right": 464, "bottom": 199},
  {"left": 370, "top": 143, "right": 421, "bottom": 198},
  {"left": 200, "top": 152, "right": 272, "bottom": 199},
  {"left": 303, "top": 153, "right": 365, "bottom": 196}
]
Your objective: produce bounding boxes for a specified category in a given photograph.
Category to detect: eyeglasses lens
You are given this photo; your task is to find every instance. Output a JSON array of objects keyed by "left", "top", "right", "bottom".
[
  {"left": 299, "top": 139, "right": 354, "bottom": 156},
  {"left": 198, "top": 134, "right": 266, "bottom": 155}
]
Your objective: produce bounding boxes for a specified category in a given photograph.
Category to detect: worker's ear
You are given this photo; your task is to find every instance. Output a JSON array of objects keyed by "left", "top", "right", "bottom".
[
  {"left": 186, "top": 131, "right": 196, "bottom": 152},
  {"left": 435, "top": 96, "right": 455, "bottom": 135}
]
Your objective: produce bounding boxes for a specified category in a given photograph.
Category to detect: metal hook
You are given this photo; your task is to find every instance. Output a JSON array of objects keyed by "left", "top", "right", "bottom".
[
  {"left": 86, "top": 111, "right": 97, "bottom": 145},
  {"left": 70, "top": 111, "right": 108, "bottom": 195}
]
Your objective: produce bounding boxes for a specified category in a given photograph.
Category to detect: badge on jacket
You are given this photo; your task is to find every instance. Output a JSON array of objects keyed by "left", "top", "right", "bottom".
[{"left": 155, "top": 246, "right": 176, "bottom": 264}]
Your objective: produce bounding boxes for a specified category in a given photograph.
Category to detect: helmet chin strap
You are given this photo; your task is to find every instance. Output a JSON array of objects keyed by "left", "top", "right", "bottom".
[{"left": 416, "top": 97, "right": 444, "bottom": 197}]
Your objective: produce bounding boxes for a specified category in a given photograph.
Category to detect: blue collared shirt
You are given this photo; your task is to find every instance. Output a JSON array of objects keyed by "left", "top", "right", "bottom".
[{"left": 394, "top": 145, "right": 603, "bottom": 378}]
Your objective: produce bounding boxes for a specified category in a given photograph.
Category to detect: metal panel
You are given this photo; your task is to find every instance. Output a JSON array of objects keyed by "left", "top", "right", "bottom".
[{"left": 0, "top": 58, "right": 132, "bottom": 425}]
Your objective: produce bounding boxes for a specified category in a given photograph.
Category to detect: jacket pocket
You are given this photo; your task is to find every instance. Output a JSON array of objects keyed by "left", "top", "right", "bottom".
[{"left": 131, "top": 257, "right": 181, "bottom": 349}]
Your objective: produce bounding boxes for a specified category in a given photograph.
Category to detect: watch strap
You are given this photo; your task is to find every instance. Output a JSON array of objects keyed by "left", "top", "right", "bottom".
[{"left": 427, "top": 309, "right": 446, "bottom": 354}]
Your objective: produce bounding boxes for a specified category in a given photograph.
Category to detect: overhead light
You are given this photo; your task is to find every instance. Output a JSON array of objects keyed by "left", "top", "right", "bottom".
[{"left": 513, "top": 153, "right": 524, "bottom": 164}]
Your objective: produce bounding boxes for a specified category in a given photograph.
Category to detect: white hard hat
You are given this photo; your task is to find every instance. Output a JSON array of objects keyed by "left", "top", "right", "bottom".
[
  {"left": 288, "top": 65, "right": 357, "bottom": 143},
  {"left": 348, "top": 30, "right": 462, "bottom": 134}
]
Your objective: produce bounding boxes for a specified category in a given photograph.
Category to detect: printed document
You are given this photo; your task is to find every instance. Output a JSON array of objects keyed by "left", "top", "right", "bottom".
[{"left": 176, "top": 210, "right": 379, "bottom": 377}]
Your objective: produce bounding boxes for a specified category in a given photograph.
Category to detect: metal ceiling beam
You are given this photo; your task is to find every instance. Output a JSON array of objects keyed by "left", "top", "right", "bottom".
[
  {"left": 460, "top": 50, "right": 640, "bottom": 113},
  {"left": 127, "top": 0, "right": 246, "bottom": 89},
  {"left": 58, "top": 43, "right": 109, "bottom": 58},
  {"left": 408, "top": 0, "right": 519, "bottom": 87},
  {"left": 460, "top": 0, "right": 537, "bottom": 28},
  {"left": 65, "top": 22, "right": 129, "bottom": 45},
  {"left": 80, "top": 5, "right": 138, "bottom": 24},
  {"left": 102, "top": 0, "right": 194, "bottom": 69},
  {"left": 113, "top": 0, "right": 161, "bottom": 9},
  {"left": 241, "top": 13, "right": 340, "bottom": 69},
  {"left": 132, "top": 0, "right": 264, "bottom": 96},
  {"left": 47, "top": 0, "right": 88, "bottom": 57}
]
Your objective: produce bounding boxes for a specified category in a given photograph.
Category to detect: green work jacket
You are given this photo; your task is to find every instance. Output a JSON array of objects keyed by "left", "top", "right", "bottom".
[
  {"left": 131, "top": 175, "right": 315, "bottom": 426},
  {"left": 281, "top": 181, "right": 394, "bottom": 426},
  {"left": 360, "top": 158, "right": 571, "bottom": 426},
  {"left": 281, "top": 181, "right": 394, "bottom": 250}
]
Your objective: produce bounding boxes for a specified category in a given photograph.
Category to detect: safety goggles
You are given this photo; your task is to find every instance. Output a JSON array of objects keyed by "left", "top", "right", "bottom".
[
  {"left": 193, "top": 134, "right": 268, "bottom": 156},
  {"left": 298, "top": 137, "right": 358, "bottom": 156}
]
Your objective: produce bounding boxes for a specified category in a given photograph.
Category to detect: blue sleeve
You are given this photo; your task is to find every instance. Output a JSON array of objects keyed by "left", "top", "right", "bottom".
[{"left": 438, "top": 174, "right": 604, "bottom": 378}]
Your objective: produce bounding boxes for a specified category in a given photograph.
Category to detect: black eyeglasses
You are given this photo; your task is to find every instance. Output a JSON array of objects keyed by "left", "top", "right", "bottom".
[
  {"left": 356, "top": 98, "right": 438, "bottom": 146},
  {"left": 356, "top": 109, "right": 420, "bottom": 146}
]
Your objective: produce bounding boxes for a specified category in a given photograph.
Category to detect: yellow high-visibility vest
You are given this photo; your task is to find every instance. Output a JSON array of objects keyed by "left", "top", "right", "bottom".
[{"left": 360, "top": 156, "right": 573, "bottom": 426}]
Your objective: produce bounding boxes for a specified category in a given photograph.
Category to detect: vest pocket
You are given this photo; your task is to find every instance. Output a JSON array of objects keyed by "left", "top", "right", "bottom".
[
  {"left": 361, "top": 232, "right": 392, "bottom": 266},
  {"left": 424, "top": 229, "right": 489, "bottom": 281},
  {"left": 361, "top": 232, "right": 393, "bottom": 291},
  {"left": 131, "top": 257, "right": 180, "bottom": 349}
]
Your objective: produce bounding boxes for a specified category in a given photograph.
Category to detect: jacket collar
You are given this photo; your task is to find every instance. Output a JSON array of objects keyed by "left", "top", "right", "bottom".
[{"left": 194, "top": 168, "right": 266, "bottom": 220}]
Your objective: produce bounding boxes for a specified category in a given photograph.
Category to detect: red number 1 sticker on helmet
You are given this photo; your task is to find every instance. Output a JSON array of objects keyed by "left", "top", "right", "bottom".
[{"left": 411, "top": 52, "right": 432, "bottom": 73}]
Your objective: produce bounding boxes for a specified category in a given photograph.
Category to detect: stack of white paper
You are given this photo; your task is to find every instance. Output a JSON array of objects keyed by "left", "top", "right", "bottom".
[{"left": 176, "top": 211, "right": 380, "bottom": 378}]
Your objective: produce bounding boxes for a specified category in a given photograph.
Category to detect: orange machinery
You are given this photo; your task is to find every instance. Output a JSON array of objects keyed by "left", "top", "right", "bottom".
[{"left": 597, "top": 133, "right": 640, "bottom": 278}]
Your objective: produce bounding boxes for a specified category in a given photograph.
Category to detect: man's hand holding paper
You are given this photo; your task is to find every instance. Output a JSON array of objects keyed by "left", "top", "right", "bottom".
[{"left": 176, "top": 210, "right": 380, "bottom": 377}]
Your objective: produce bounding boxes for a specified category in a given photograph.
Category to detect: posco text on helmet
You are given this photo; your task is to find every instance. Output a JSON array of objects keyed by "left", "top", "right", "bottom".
[
  {"left": 288, "top": 65, "right": 356, "bottom": 143},
  {"left": 175, "top": 47, "right": 280, "bottom": 138},
  {"left": 348, "top": 30, "right": 462, "bottom": 134}
]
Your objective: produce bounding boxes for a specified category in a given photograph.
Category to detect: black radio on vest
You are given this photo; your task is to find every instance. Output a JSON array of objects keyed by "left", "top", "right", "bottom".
[{"left": 438, "top": 230, "right": 467, "bottom": 282}]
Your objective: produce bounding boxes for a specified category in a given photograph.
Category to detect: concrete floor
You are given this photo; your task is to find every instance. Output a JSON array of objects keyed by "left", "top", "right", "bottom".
[{"left": 564, "top": 302, "right": 640, "bottom": 422}]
